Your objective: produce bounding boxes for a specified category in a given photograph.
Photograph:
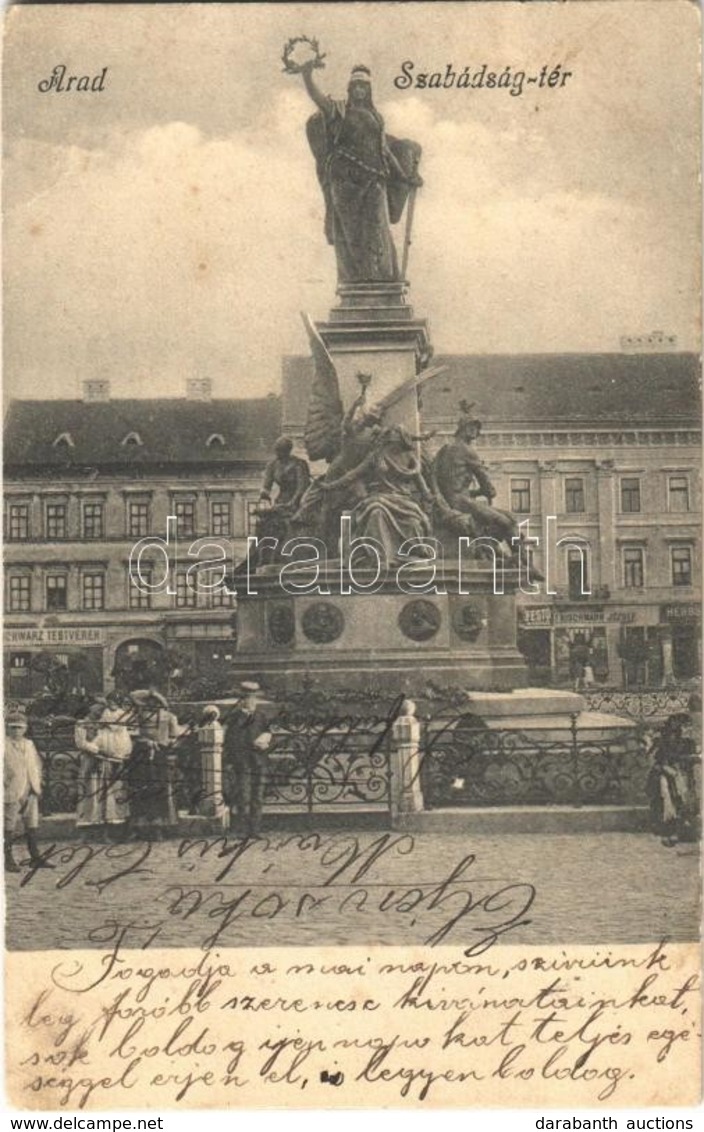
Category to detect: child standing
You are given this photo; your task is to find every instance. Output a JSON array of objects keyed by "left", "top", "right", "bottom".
[{"left": 4, "top": 709, "right": 54, "bottom": 872}]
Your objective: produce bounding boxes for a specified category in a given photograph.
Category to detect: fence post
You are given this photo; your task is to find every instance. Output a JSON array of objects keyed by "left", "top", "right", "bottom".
[
  {"left": 197, "top": 719, "right": 228, "bottom": 829},
  {"left": 390, "top": 699, "right": 424, "bottom": 823},
  {"left": 569, "top": 711, "right": 581, "bottom": 807}
]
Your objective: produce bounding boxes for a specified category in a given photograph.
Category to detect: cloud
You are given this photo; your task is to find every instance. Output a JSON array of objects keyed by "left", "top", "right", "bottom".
[{"left": 4, "top": 75, "right": 699, "bottom": 403}]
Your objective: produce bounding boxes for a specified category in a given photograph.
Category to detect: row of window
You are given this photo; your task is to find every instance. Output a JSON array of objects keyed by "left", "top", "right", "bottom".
[
  {"left": 4, "top": 475, "right": 693, "bottom": 541},
  {"left": 510, "top": 474, "right": 691, "bottom": 515},
  {"left": 5, "top": 497, "right": 251, "bottom": 541},
  {"left": 561, "top": 544, "right": 693, "bottom": 598},
  {"left": 6, "top": 570, "right": 234, "bottom": 613},
  {"left": 6, "top": 544, "right": 693, "bottom": 615}
]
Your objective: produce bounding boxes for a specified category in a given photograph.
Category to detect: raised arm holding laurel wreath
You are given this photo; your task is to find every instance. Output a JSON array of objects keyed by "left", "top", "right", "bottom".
[{"left": 282, "top": 36, "right": 422, "bottom": 284}]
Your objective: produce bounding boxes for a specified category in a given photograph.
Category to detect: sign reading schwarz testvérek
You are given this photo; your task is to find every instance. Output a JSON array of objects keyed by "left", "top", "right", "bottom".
[{"left": 4, "top": 627, "right": 106, "bottom": 647}]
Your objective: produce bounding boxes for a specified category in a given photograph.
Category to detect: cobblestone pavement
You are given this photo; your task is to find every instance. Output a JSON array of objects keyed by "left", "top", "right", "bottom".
[{"left": 5, "top": 827, "right": 699, "bottom": 953}]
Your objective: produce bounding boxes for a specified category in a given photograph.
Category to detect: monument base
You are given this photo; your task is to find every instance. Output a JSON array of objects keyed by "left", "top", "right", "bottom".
[{"left": 233, "top": 562, "right": 529, "bottom": 696}]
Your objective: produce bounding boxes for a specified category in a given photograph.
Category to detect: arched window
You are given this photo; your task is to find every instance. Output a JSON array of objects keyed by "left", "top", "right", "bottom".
[
  {"left": 121, "top": 431, "right": 144, "bottom": 447},
  {"left": 206, "top": 433, "right": 226, "bottom": 448}
]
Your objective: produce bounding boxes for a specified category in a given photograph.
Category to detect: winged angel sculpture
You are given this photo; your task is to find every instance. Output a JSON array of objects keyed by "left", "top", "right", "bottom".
[
  {"left": 250, "top": 317, "right": 525, "bottom": 570},
  {"left": 289, "top": 315, "right": 436, "bottom": 561},
  {"left": 283, "top": 316, "right": 522, "bottom": 568}
]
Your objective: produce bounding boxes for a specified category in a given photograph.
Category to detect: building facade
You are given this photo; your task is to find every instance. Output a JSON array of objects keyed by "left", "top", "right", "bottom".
[
  {"left": 283, "top": 351, "right": 701, "bottom": 688},
  {"left": 4, "top": 380, "right": 281, "bottom": 700}
]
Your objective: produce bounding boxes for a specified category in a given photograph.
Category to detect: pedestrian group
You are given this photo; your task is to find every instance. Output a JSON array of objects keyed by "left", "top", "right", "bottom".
[{"left": 4, "top": 681, "right": 273, "bottom": 871}]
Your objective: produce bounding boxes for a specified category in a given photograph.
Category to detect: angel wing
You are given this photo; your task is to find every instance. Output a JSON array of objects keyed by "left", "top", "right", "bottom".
[{"left": 301, "top": 312, "right": 344, "bottom": 462}]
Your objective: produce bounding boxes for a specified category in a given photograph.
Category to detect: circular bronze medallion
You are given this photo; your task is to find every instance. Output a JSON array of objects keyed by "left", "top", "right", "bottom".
[
  {"left": 453, "top": 602, "right": 485, "bottom": 641},
  {"left": 398, "top": 599, "right": 441, "bottom": 642},
  {"left": 301, "top": 602, "right": 344, "bottom": 644},
  {"left": 268, "top": 602, "right": 295, "bottom": 646}
]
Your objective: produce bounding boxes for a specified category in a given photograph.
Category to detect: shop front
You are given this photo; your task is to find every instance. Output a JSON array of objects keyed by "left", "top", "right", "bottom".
[
  {"left": 518, "top": 603, "right": 673, "bottom": 688},
  {"left": 660, "top": 602, "right": 701, "bottom": 682},
  {"left": 4, "top": 626, "right": 105, "bottom": 702}
]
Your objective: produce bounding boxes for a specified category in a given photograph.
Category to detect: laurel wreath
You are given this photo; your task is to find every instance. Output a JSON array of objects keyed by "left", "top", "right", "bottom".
[{"left": 281, "top": 36, "right": 326, "bottom": 75}]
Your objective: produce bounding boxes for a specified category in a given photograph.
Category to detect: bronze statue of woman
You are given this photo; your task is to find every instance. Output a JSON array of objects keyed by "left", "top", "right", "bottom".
[{"left": 298, "top": 58, "right": 422, "bottom": 284}]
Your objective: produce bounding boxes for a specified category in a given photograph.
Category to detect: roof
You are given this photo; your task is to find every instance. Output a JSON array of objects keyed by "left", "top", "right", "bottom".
[
  {"left": 4, "top": 397, "right": 282, "bottom": 470},
  {"left": 282, "top": 352, "right": 702, "bottom": 430}
]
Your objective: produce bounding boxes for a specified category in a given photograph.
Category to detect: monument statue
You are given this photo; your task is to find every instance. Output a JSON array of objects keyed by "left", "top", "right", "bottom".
[
  {"left": 229, "top": 38, "right": 573, "bottom": 696},
  {"left": 283, "top": 38, "right": 422, "bottom": 284},
  {"left": 432, "top": 407, "right": 516, "bottom": 556},
  {"left": 249, "top": 437, "right": 310, "bottom": 566},
  {"left": 259, "top": 436, "right": 310, "bottom": 517}
]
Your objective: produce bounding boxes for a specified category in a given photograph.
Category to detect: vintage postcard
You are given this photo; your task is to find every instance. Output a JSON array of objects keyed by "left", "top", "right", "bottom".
[{"left": 2, "top": 0, "right": 701, "bottom": 1115}]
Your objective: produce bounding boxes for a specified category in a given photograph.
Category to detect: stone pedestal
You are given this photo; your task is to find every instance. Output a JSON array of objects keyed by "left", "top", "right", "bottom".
[
  {"left": 233, "top": 562, "right": 528, "bottom": 696},
  {"left": 390, "top": 703, "right": 424, "bottom": 816},
  {"left": 315, "top": 281, "right": 431, "bottom": 433},
  {"left": 196, "top": 720, "right": 228, "bottom": 828}
]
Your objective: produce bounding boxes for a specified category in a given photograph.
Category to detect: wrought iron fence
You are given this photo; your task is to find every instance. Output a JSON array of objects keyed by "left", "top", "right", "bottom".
[
  {"left": 228, "top": 721, "right": 393, "bottom": 813},
  {"left": 582, "top": 688, "right": 694, "bottom": 723},
  {"left": 29, "top": 714, "right": 203, "bottom": 817},
  {"left": 420, "top": 715, "right": 647, "bottom": 808}
]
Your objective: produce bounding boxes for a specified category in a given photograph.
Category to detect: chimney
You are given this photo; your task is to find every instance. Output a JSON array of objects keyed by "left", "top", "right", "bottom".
[
  {"left": 186, "top": 378, "right": 213, "bottom": 401},
  {"left": 82, "top": 379, "right": 110, "bottom": 402}
]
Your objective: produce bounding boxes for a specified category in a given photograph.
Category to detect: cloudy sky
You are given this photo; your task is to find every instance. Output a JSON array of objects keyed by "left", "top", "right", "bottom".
[{"left": 3, "top": 1, "right": 700, "bottom": 402}]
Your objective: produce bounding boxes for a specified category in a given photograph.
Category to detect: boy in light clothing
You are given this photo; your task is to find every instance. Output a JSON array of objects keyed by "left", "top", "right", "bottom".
[{"left": 4, "top": 709, "right": 54, "bottom": 872}]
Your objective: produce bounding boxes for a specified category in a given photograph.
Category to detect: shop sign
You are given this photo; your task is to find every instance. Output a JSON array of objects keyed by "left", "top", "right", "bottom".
[
  {"left": 519, "top": 607, "right": 552, "bottom": 627},
  {"left": 4, "top": 627, "right": 106, "bottom": 647},
  {"left": 520, "top": 606, "right": 639, "bottom": 628},
  {"left": 660, "top": 603, "right": 701, "bottom": 624}
]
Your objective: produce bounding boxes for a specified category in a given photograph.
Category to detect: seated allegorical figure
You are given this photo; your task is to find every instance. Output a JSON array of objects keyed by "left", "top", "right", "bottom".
[
  {"left": 346, "top": 423, "right": 435, "bottom": 564},
  {"left": 249, "top": 436, "right": 310, "bottom": 567},
  {"left": 432, "top": 404, "right": 520, "bottom": 561}
]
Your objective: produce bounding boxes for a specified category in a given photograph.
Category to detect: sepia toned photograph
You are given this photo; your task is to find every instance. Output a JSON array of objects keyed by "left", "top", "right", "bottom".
[{"left": 2, "top": 0, "right": 701, "bottom": 1111}]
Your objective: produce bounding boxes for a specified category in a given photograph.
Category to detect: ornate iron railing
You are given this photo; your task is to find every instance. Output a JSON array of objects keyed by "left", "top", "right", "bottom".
[
  {"left": 29, "top": 714, "right": 203, "bottom": 817},
  {"left": 582, "top": 688, "right": 694, "bottom": 723},
  {"left": 226, "top": 722, "right": 393, "bottom": 813},
  {"left": 420, "top": 715, "right": 647, "bottom": 808}
]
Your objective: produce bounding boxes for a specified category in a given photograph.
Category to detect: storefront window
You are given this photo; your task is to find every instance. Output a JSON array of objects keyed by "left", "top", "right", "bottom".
[{"left": 672, "top": 625, "right": 700, "bottom": 679}]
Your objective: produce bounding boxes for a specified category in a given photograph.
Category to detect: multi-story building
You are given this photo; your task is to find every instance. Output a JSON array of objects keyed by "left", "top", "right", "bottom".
[
  {"left": 283, "top": 350, "right": 701, "bottom": 687},
  {"left": 4, "top": 379, "right": 281, "bottom": 700}
]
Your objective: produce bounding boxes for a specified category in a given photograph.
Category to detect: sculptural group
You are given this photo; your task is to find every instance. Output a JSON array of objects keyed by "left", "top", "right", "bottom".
[{"left": 254, "top": 321, "right": 524, "bottom": 569}]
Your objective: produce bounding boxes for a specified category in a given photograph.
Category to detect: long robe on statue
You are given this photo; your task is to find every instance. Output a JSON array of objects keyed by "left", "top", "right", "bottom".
[{"left": 307, "top": 100, "right": 420, "bottom": 282}]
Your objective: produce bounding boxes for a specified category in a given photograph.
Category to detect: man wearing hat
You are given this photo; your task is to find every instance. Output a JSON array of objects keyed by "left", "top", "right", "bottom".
[
  {"left": 223, "top": 682, "right": 272, "bottom": 838},
  {"left": 4, "top": 708, "right": 54, "bottom": 871}
]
